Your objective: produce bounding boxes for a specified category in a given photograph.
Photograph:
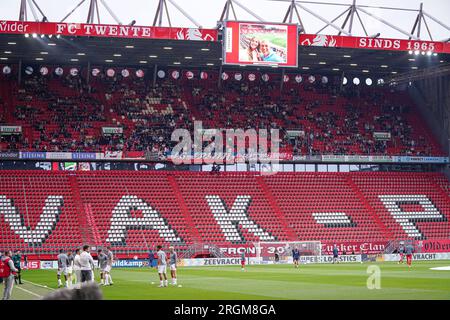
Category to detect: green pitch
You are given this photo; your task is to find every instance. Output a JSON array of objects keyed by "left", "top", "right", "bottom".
[{"left": 10, "top": 261, "right": 450, "bottom": 300}]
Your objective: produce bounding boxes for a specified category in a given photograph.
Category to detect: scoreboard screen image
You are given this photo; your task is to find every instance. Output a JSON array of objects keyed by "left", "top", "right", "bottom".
[{"left": 223, "top": 21, "right": 298, "bottom": 68}]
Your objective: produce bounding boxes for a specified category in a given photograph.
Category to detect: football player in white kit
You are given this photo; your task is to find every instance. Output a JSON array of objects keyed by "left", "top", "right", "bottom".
[
  {"left": 97, "top": 249, "right": 108, "bottom": 286},
  {"left": 57, "top": 249, "right": 69, "bottom": 288},
  {"left": 169, "top": 246, "right": 178, "bottom": 286},
  {"left": 104, "top": 247, "right": 114, "bottom": 285},
  {"left": 66, "top": 249, "right": 74, "bottom": 288},
  {"left": 73, "top": 248, "right": 82, "bottom": 287},
  {"left": 156, "top": 245, "right": 168, "bottom": 287}
]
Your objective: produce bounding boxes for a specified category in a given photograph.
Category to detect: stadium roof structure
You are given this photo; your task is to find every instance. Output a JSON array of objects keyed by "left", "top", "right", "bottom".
[
  {"left": 9, "top": 0, "right": 450, "bottom": 40},
  {"left": 0, "top": 33, "right": 449, "bottom": 79},
  {"left": 1, "top": 0, "right": 449, "bottom": 80}
]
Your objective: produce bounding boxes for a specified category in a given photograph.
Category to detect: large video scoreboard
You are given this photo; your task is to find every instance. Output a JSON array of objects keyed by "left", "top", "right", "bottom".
[{"left": 223, "top": 21, "right": 298, "bottom": 68}]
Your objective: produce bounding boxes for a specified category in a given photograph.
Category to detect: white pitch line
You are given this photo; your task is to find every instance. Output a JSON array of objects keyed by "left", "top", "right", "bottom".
[
  {"left": 430, "top": 266, "right": 450, "bottom": 271},
  {"left": 22, "top": 279, "right": 56, "bottom": 290},
  {"left": 15, "top": 285, "right": 43, "bottom": 298}
]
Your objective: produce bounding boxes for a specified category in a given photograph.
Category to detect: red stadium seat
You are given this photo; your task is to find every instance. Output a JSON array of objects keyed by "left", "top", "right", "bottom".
[{"left": 1, "top": 171, "right": 449, "bottom": 254}]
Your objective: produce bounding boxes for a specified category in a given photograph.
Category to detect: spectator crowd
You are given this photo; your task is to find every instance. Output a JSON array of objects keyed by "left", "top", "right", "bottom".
[{"left": 0, "top": 72, "right": 442, "bottom": 158}]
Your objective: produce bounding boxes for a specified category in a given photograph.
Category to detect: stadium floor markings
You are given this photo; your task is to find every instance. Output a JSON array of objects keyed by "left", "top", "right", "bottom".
[
  {"left": 10, "top": 279, "right": 56, "bottom": 300},
  {"left": 11, "top": 282, "right": 51, "bottom": 300},
  {"left": 128, "top": 276, "right": 446, "bottom": 300},
  {"left": 430, "top": 266, "right": 450, "bottom": 271},
  {"left": 23, "top": 279, "right": 56, "bottom": 290},
  {"left": 13, "top": 262, "right": 450, "bottom": 300},
  {"left": 109, "top": 273, "right": 443, "bottom": 300},
  {"left": 15, "top": 285, "right": 43, "bottom": 298}
]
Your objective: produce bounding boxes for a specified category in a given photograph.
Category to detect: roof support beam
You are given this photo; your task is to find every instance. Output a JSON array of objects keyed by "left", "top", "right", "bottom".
[
  {"left": 416, "top": 3, "right": 423, "bottom": 39},
  {"left": 354, "top": 9, "right": 368, "bottom": 37},
  {"left": 356, "top": 6, "right": 419, "bottom": 40},
  {"left": 286, "top": 0, "right": 294, "bottom": 23},
  {"left": 61, "top": 0, "right": 87, "bottom": 23},
  {"left": 348, "top": 0, "right": 356, "bottom": 34},
  {"left": 231, "top": 0, "right": 264, "bottom": 22},
  {"left": 153, "top": 0, "right": 201, "bottom": 28},
  {"left": 421, "top": 14, "right": 433, "bottom": 41},
  {"left": 19, "top": 0, "right": 47, "bottom": 21},
  {"left": 99, "top": 0, "right": 122, "bottom": 25},
  {"left": 409, "top": 11, "right": 420, "bottom": 40},
  {"left": 422, "top": 11, "right": 450, "bottom": 32},
  {"left": 283, "top": 0, "right": 306, "bottom": 32},
  {"left": 152, "top": 0, "right": 172, "bottom": 26},
  {"left": 409, "top": 3, "right": 426, "bottom": 40},
  {"left": 13, "top": 0, "right": 449, "bottom": 41},
  {"left": 220, "top": 0, "right": 263, "bottom": 22},
  {"left": 19, "top": 0, "right": 27, "bottom": 21},
  {"left": 153, "top": 0, "right": 162, "bottom": 26},
  {"left": 219, "top": 0, "right": 230, "bottom": 21},
  {"left": 87, "top": 0, "right": 96, "bottom": 24},
  {"left": 167, "top": 0, "right": 201, "bottom": 28},
  {"left": 338, "top": 6, "right": 353, "bottom": 36},
  {"left": 295, "top": 2, "right": 351, "bottom": 35},
  {"left": 230, "top": 2, "right": 238, "bottom": 20},
  {"left": 31, "top": 0, "right": 47, "bottom": 21},
  {"left": 26, "top": 0, "right": 39, "bottom": 21},
  {"left": 292, "top": 3, "right": 305, "bottom": 33},
  {"left": 164, "top": 0, "right": 172, "bottom": 27},
  {"left": 315, "top": 7, "right": 349, "bottom": 34},
  {"left": 61, "top": 0, "right": 122, "bottom": 24},
  {"left": 95, "top": 0, "right": 101, "bottom": 24}
]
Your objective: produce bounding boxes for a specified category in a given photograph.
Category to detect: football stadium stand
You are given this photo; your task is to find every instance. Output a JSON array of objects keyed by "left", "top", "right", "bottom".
[
  {"left": 0, "top": 70, "right": 444, "bottom": 157},
  {"left": 1, "top": 170, "right": 449, "bottom": 255},
  {"left": 0, "top": 68, "right": 449, "bottom": 258}
]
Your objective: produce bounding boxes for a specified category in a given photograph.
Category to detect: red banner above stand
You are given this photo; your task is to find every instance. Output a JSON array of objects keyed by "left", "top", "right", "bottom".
[
  {"left": 299, "top": 33, "right": 450, "bottom": 54},
  {"left": 0, "top": 20, "right": 218, "bottom": 41}
]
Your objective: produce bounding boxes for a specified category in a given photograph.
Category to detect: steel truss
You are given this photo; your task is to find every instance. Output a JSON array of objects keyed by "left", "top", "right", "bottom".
[
  {"left": 269, "top": 0, "right": 449, "bottom": 40},
  {"left": 18, "top": 0, "right": 47, "bottom": 22},
  {"left": 153, "top": 0, "right": 202, "bottom": 28},
  {"left": 14, "top": 0, "right": 450, "bottom": 40}
]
